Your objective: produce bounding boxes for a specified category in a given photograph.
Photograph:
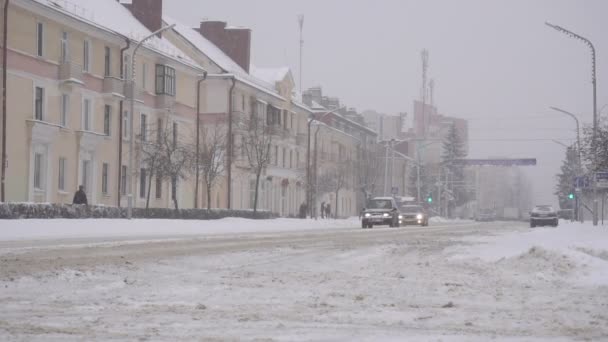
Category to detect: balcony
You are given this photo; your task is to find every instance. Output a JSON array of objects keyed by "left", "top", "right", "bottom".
[
  {"left": 155, "top": 94, "right": 175, "bottom": 109},
  {"left": 27, "top": 120, "right": 60, "bottom": 144},
  {"left": 58, "top": 61, "right": 84, "bottom": 87},
  {"left": 103, "top": 76, "right": 125, "bottom": 98},
  {"left": 124, "top": 82, "right": 144, "bottom": 103},
  {"left": 76, "top": 130, "right": 106, "bottom": 152}
]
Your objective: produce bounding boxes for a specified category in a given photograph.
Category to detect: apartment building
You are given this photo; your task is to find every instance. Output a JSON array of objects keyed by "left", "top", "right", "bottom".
[{"left": 0, "top": 0, "right": 205, "bottom": 209}]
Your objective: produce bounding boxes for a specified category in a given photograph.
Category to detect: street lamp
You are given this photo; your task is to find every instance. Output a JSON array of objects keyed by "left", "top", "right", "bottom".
[
  {"left": 194, "top": 71, "right": 208, "bottom": 209},
  {"left": 127, "top": 24, "right": 176, "bottom": 219},
  {"left": 549, "top": 107, "right": 582, "bottom": 167},
  {"left": 306, "top": 106, "right": 346, "bottom": 218},
  {"left": 546, "top": 21, "right": 599, "bottom": 226}
]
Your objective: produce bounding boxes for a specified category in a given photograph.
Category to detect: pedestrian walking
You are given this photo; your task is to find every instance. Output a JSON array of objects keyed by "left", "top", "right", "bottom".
[
  {"left": 299, "top": 202, "right": 307, "bottom": 219},
  {"left": 326, "top": 203, "right": 331, "bottom": 219},
  {"left": 320, "top": 202, "right": 325, "bottom": 219},
  {"left": 72, "top": 185, "right": 88, "bottom": 205}
]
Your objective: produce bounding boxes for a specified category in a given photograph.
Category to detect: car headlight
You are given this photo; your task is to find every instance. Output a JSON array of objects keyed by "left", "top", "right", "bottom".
[
  {"left": 364, "top": 213, "right": 371, "bottom": 218},
  {"left": 416, "top": 214, "right": 423, "bottom": 220},
  {"left": 383, "top": 213, "right": 389, "bottom": 217},
  {"left": 398, "top": 215, "right": 403, "bottom": 219}
]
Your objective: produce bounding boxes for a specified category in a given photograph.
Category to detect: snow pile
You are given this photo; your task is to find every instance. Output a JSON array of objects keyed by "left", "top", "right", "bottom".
[
  {"left": 429, "top": 216, "right": 473, "bottom": 224},
  {"left": 0, "top": 217, "right": 360, "bottom": 243},
  {"left": 448, "top": 222, "right": 608, "bottom": 286}
]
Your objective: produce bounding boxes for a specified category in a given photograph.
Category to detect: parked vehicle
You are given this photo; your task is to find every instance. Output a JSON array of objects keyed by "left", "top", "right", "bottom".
[
  {"left": 530, "top": 205, "right": 558, "bottom": 228},
  {"left": 361, "top": 197, "right": 400, "bottom": 229},
  {"left": 476, "top": 208, "right": 496, "bottom": 222},
  {"left": 399, "top": 204, "right": 429, "bottom": 226}
]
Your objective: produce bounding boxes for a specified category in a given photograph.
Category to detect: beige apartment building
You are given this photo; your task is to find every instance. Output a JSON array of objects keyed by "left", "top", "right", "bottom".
[{"left": 0, "top": 0, "right": 205, "bottom": 209}]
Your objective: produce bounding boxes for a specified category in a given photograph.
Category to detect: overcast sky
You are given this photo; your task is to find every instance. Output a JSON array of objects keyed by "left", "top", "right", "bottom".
[{"left": 166, "top": 0, "right": 608, "bottom": 206}]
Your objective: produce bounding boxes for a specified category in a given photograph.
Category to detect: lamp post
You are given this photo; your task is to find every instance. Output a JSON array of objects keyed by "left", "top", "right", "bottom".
[
  {"left": 549, "top": 107, "right": 582, "bottom": 170},
  {"left": 552, "top": 139, "right": 581, "bottom": 222},
  {"left": 127, "top": 24, "right": 175, "bottom": 219},
  {"left": 194, "top": 71, "right": 208, "bottom": 209},
  {"left": 306, "top": 106, "right": 346, "bottom": 217},
  {"left": 546, "top": 22, "right": 599, "bottom": 226}
]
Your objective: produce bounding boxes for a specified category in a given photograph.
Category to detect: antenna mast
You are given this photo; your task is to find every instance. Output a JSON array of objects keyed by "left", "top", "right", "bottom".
[{"left": 298, "top": 14, "right": 304, "bottom": 92}]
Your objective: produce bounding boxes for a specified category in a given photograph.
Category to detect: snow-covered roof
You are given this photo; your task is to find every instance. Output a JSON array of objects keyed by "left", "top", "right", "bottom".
[
  {"left": 33, "top": 0, "right": 197, "bottom": 67},
  {"left": 164, "top": 15, "right": 283, "bottom": 99},
  {"left": 250, "top": 66, "right": 291, "bottom": 85}
]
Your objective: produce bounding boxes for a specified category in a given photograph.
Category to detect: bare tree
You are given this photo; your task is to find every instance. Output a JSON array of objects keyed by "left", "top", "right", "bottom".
[
  {"left": 137, "top": 122, "right": 164, "bottom": 210},
  {"left": 356, "top": 144, "right": 381, "bottom": 200},
  {"left": 240, "top": 115, "right": 273, "bottom": 214},
  {"left": 156, "top": 118, "right": 190, "bottom": 211},
  {"left": 189, "top": 123, "right": 227, "bottom": 210},
  {"left": 318, "top": 161, "right": 350, "bottom": 218}
]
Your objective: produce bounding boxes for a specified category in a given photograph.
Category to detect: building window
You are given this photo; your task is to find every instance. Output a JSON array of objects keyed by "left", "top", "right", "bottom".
[
  {"left": 58, "top": 157, "right": 66, "bottom": 191},
  {"left": 122, "top": 54, "right": 129, "bottom": 79},
  {"left": 172, "top": 122, "right": 178, "bottom": 147},
  {"left": 61, "top": 31, "right": 68, "bottom": 63},
  {"left": 274, "top": 146, "right": 278, "bottom": 166},
  {"left": 155, "top": 64, "right": 176, "bottom": 96},
  {"left": 122, "top": 111, "right": 129, "bottom": 139},
  {"left": 142, "top": 63, "right": 147, "bottom": 89},
  {"left": 296, "top": 151, "right": 300, "bottom": 169},
  {"left": 34, "top": 87, "right": 44, "bottom": 121},
  {"left": 36, "top": 22, "right": 43, "bottom": 57},
  {"left": 60, "top": 94, "right": 69, "bottom": 127},
  {"left": 157, "top": 118, "right": 162, "bottom": 142},
  {"left": 102, "top": 105, "right": 111, "bottom": 135},
  {"left": 139, "top": 168, "right": 146, "bottom": 198},
  {"left": 102, "top": 163, "right": 109, "bottom": 195},
  {"left": 282, "top": 148, "right": 286, "bottom": 168},
  {"left": 104, "top": 46, "right": 111, "bottom": 77},
  {"left": 140, "top": 113, "right": 147, "bottom": 141},
  {"left": 241, "top": 94, "right": 245, "bottom": 111},
  {"left": 289, "top": 150, "right": 293, "bottom": 169},
  {"left": 34, "top": 153, "right": 43, "bottom": 190},
  {"left": 155, "top": 177, "right": 162, "bottom": 199},
  {"left": 121, "top": 165, "right": 127, "bottom": 195},
  {"left": 171, "top": 176, "right": 177, "bottom": 200},
  {"left": 83, "top": 39, "right": 91, "bottom": 72},
  {"left": 82, "top": 98, "right": 92, "bottom": 131}
]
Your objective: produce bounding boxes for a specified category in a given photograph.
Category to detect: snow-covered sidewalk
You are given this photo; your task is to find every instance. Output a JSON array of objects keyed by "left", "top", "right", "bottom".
[{"left": 0, "top": 217, "right": 362, "bottom": 242}]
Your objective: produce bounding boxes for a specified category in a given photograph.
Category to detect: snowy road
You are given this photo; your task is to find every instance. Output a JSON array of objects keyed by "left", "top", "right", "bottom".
[{"left": 1, "top": 220, "right": 607, "bottom": 341}]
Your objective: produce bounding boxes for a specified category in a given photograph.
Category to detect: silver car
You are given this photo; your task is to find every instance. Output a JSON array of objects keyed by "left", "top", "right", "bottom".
[{"left": 530, "top": 205, "right": 558, "bottom": 228}]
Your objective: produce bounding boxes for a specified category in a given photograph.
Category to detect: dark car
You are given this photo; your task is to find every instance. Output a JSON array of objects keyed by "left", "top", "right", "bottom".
[
  {"left": 399, "top": 205, "right": 429, "bottom": 226},
  {"left": 530, "top": 205, "right": 558, "bottom": 228},
  {"left": 361, "top": 197, "right": 400, "bottom": 229}
]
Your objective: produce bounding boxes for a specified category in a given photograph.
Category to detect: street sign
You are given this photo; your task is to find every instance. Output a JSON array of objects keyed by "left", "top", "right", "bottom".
[
  {"left": 454, "top": 158, "right": 537, "bottom": 166},
  {"left": 574, "top": 176, "right": 590, "bottom": 189},
  {"left": 391, "top": 186, "right": 398, "bottom": 195},
  {"left": 597, "top": 171, "right": 608, "bottom": 189}
]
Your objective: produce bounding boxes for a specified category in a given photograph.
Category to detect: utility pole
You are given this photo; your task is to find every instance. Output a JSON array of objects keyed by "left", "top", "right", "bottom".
[
  {"left": 298, "top": 15, "right": 304, "bottom": 93},
  {"left": 383, "top": 140, "right": 390, "bottom": 196},
  {"left": 546, "top": 22, "right": 599, "bottom": 226},
  {"left": 127, "top": 24, "right": 175, "bottom": 219}
]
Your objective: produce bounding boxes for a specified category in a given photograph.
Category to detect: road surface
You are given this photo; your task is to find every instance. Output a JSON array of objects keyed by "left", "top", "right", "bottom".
[{"left": 1, "top": 220, "right": 606, "bottom": 341}]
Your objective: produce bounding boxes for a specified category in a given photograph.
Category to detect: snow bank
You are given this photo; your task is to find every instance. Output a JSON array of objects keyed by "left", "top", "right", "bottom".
[
  {"left": 429, "top": 216, "right": 473, "bottom": 224},
  {"left": 448, "top": 221, "right": 608, "bottom": 286},
  {"left": 0, "top": 217, "right": 360, "bottom": 242}
]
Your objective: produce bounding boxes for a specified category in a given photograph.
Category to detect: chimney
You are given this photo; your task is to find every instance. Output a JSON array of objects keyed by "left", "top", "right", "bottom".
[
  {"left": 302, "top": 91, "right": 313, "bottom": 107},
  {"left": 198, "top": 21, "right": 251, "bottom": 73},
  {"left": 124, "top": 0, "right": 163, "bottom": 37}
]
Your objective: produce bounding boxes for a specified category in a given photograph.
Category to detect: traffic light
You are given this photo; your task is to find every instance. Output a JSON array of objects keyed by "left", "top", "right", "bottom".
[
  {"left": 568, "top": 193, "right": 575, "bottom": 200},
  {"left": 427, "top": 195, "right": 433, "bottom": 203}
]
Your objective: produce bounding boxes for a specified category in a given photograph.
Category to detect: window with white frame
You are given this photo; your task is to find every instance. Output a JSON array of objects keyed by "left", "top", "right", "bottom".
[
  {"left": 104, "top": 46, "right": 111, "bottom": 77},
  {"left": 155, "top": 64, "right": 176, "bottom": 96},
  {"left": 60, "top": 94, "right": 69, "bottom": 127},
  {"left": 289, "top": 150, "right": 293, "bottom": 169},
  {"left": 34, "top": 152, "right": 44, "bottom": 190},
  {"left": 122, "top": 54, "right": 129, "bottom": 79},
  {"left": 140, "top": 113, "right": 147, "bottom": 141},
  {"left": 142, "top": 62, "right": 147, "bottom": 89},
  {"left": 34, "top": 86, "right": 44, "bottom": 121},
  {"left": 282, "top": 148, "right": 286, "bottom": 168},
  {"left": 60, "top": 31, "right": 68, "bottom": 63},
  {"left": 102, "top": 163, "right": 109, "bottom": 195},
  {"left": 58, "top": 157, "right": 66, "bottom": 191},
  {"left": 139, "top": 168, "right": 146, "bottom": 198},
  {"left": 103, "top": 105, "right": 111, "bottom": 136},
  {"left": 155, "top": 176, "right": 162, "bottom": 199},
  {"left": 172, "top": 121, "right": 178, "bottom": 147},
  {"left": 82, "top": 98, "right": 92, "bottom": 131},
  {"left": 122, "top": 111, "right": 129, "bottom": 139},
  {"left": 36, "top": 22, "right": 44, "bottom": 57},
  {"left": 121, "top": 165, "right": 127, "bottom": 195},
  {"left": 83, "top": 39, "right": 91, "bottom": 72}
]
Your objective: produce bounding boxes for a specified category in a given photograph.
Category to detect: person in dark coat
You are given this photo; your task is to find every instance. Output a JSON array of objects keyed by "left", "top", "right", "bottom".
[
  {"left": 325, "top": 203, "right": 331, "bottom": 219},
  {"left": 73, "top": 185, "right": 88, "bottom": 205},
  {"left": 299, "top": 202, "right": 307, "bottom": 219}
]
